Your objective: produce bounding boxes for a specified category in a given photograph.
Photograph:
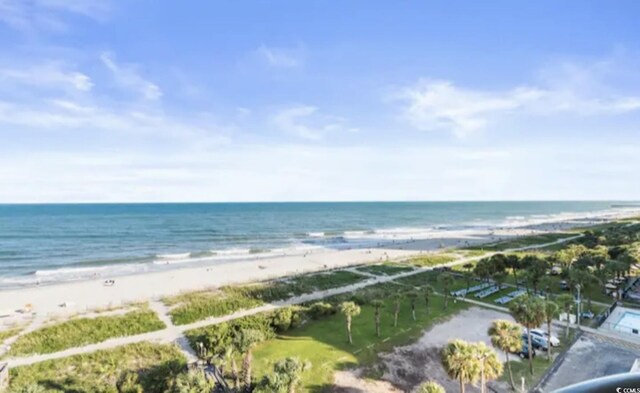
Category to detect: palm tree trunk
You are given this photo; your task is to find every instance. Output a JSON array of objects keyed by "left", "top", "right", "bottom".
[
  {"left": 547, "top": 320, "right": 553, "bottom": 361},
  {"left": 480, "top": 362, "right": 486, "bottom": 393},
  {"left": 506, "top": 351, "right": 516, "bottom": 391},
  {"left": 459, "top": 376, "right": 465, "bottom": 393},
  {"left": 375, "top": 311, "right": 380, "bottom": 337},
  {"left": 394, "top": 303, "right": 399, "bottom": 327},
  {"left": 411, "top": 304, "right": 416, "bottom": 321},
  {"left": 527, "top": 330, "right": 534, "bottom": 375},
  {"left": 243, "top": 351, "right": 252, "bottom": 392},
  {"left": 347, "top": 316, "right": 353, "bottom": 344},
  {"left": 444, "top": 292, "right": 449, "bottom": 309},
  {"left": 232, "top": 358, "right": 240, "bottom": 390}
]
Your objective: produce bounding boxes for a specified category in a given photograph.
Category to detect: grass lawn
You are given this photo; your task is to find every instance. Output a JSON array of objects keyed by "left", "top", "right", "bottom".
[
  {"left": 166, "top": 270, "right": 369, "bottom": 325},
  {"left": 253, "top": 295, "right": 468, "bottom": 392},
  {"left": 7, "top": 307, "right": 165, "bottom": 357},
  {"left": 9, "top": 342, "right": 186, "bottom": 393},
  {"left": 355, "top": 262, "right": 415, "bottom": 276}
]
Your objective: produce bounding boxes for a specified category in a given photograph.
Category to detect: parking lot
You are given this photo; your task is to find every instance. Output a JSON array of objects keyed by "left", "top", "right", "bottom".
[{"left": 540, "top": 333, "right": 640, "bottom": 391}]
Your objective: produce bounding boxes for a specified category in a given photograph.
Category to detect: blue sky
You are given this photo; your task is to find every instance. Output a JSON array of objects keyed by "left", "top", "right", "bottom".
[{"left": 1, "top": 0, "right": 639, "bottom": 202}]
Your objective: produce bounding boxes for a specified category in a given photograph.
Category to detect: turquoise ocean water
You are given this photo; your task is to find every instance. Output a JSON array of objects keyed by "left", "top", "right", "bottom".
[{"left": 0, "top": 201, "right": 634, "bottom": 288}]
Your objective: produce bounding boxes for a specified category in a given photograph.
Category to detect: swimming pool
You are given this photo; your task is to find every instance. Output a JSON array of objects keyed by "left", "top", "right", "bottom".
[{"left": 614, "top": 311, "right": 640, "bottom": 335}]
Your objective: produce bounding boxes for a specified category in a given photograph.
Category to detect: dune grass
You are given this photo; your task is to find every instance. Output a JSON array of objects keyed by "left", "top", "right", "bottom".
[
  {"left": 355, "top": 262, "right": 415, "bottom": 276},
  {"left": 468, "top": 233, "right": 576, "bottom": 251},
  {"left": 166, "top": 270, "right": 369, "bottom": 325},
  {"left": 408, "top": 253, "right": 458, "bottom": 267},
  {"left": 8, "top": 308, "right": 166, "bottom": 357},
  {"left": 9, "top": 342, "right": 186, "bottom": 393},
  {"left": 253, "top": 294, "right": 468, "bottom": 392},
  {"left": 0, "top": 326, "right": 22, "bottom": 342}
]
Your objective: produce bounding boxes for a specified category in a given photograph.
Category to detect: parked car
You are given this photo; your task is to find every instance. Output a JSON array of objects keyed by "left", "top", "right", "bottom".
[
  {"left": 522, "top": 332, "right": 549, "bottom": 351},
  {"left": 559, "top": 280, "right": 570, "bottom": 290},
  {"left": 530, "top": 329, "right": 560, "bottom": 347},
  {"left": 514, "top": 340, "right": 536, "bottom": 359},
  {"left": 581, "top": 310, "right": 595, "bottom": 319}
]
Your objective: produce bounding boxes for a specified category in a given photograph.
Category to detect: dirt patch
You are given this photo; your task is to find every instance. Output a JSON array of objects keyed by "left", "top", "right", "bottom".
[{"left": 334, "top": 307, "right": 517, "bottom": 393}]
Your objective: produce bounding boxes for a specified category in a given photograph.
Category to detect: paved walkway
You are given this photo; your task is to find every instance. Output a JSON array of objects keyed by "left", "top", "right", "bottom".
[{"left": 4, "top": 233, "right": 583, "bottom": 368}]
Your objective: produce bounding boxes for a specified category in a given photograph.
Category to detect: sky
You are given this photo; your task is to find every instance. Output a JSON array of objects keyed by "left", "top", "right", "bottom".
[{"left": 1, "top": 0, "right": 640, "bottom": 203}]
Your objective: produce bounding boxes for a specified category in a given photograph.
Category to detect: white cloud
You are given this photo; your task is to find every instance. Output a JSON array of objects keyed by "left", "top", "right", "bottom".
[
  {"left": 271, "top": 105, "right": 358, "bottom": 140},
  {"left": 100, "top": 52, "right": 162, "bottom": 100},
  {"left": 0, "top": 62, "right": 92, "bottom": 91},
  {"left": 0, "top": 0, "right": 109, "bottom": 32},
  {"left": 256, "top": 45, "right": 304, "bottom": 68},
  {"left": 395, "top": 60, "right": 640, "bottom": 138}
]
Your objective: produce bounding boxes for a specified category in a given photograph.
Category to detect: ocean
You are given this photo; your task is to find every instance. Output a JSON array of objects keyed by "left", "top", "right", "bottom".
[{"left": 0, "top": 201, "right": 634, "bottom": 288}]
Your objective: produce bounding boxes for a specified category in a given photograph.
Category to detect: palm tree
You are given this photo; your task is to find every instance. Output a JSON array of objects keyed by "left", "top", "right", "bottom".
[
  {"left": 543, "top": 300, "right": 559, "bottom": 361},
  {"left": 424, "top": 284, "right": 435, "bottom": 315},
  {"left": 170, "top": 369, "right": 216, "bottom": 393},
  {"left": 439, "top": 273, "right": 454, "bottom": 309},
  {"left": 557, "top": 294, "right": 574, "bottom": 338},
  {"left": 505, "top": 254, "right": 521, "bottom": 286},
  {"left": 488, "top": 320, "right": 522, "bottom": 391},
  {"left": 509, "top": 296, "right": 546, "bottom": 375},
  {"left": 371, "top": 299, "right": 384, "bottom": 337},
  {"left": 340, "top": 301, "right": 361, "bottom": 344},
  {"left": 463, "top": 263, "right": 474, "bottom": 295},
  {"left": 234, "top": 329, "right": 265, "bottom": 392},
  {"left": 417, "top": 381, "right": 446, "bottom": 393},
  {"left": 407, "top": 290, "right": 419, "bottom": 321},
  {"left": 392, "top": 292, "right": 402, "bottom": 327},
  {"left": 474, "top": 342, "right": 503, "bottom": 393},
  {"left": 273, "top": 357, "right": 311, "bottom": 393},
  {"left": 441, "top": 339, "right": 480, "bottom": 393}
]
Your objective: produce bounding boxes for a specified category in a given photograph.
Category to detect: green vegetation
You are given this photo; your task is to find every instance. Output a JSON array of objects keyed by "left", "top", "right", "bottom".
[
  {"left": 355, "top": 262, "right": 414, "bottom": 276},
  {"left": 252, "top": 294, "right": 467, "bottom": 391},
  {"left": 441, "top": 340, "right": 502, "bottom": 393},
  {"left": 469, "top": 232, "right": 576, "bottom": 251},
  {"left": 8, "top": 308, "right": 165, "bottom": 357},
  {"left": 0, "top": 326, "right": 22, "bottom": 342},
  {"left": 9, "top": 342, "right": 186, "bottom": 392},
  {"left": 165, "top": 270, "right": 369, "bottom": 325},
  {"left": 408, "top": 253, "right": 457, "bottom": 267}
]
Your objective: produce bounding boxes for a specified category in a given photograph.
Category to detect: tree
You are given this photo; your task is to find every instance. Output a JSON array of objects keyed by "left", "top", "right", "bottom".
[
  {"left": 371, "top": 299, "right": 384, "bottom": 337},
  {"left": 234, "top": 329, "right": 265, "bottom": 392},
  {"left": 417, "top": 381, "right": 446, "bottom": 393},
  {"left": 340, "top": 301, "right": 361, "bottom": 344},
  {"left": 392, "top": 292, "right": 402, "bottom": 327},
  {"left": 424, "top": 285, "right": 435, "bottom": 315},
  {"left": 488, "top": 320, "right": 522, "bottom": 391},
  {"left": 505, "top": 254, "right": 522, "bottom": 285},
  {"left": 509, "top": 296, "right": 546, "bottom": 375},
  {"left": 543, "top": 300, "right": 559, "bottom": 361},
  {"left": 474, "top": 342, "right": 503, "bottom": 393},
  {"left": 407, "top": 290, "right": 419, "bottom": 321},
  {"left": 555, "top": 244, "right": 588, "bottom": 271},
  {"left": 170, "top": 369, "right": 215, "bottom": 393},
  {"left": 463, "top": 263, "right": 474, "bottom": 295},
  {"left": 441, "top": 340, "right": 480, "bottom": 393},
  {"left": 257, "top": 357, "right": 312, "bottom": 393},
  {"left": 522, "top": 255, "right": 549, "bottom": 294},
  {"left": 439, "top": 273, "right": 454, "bottom": 309},
  {"left": 557, "top": 294, "right": 574, "bottom": 338}
]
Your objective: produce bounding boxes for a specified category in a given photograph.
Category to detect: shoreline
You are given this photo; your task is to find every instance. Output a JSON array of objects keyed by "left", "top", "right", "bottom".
[{"left": 0, "top": 208, "right": 638, "bottom": 323}]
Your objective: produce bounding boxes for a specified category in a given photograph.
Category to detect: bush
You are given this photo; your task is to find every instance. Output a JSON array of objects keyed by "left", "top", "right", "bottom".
[{"left": 307, "top": 302, "right": 335, "bottom": 319}]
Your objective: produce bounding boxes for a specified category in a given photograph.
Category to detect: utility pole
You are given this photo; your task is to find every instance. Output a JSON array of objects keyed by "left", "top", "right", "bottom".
[{"left": 575, "top": 284, "right": 582, "bottom": 329}]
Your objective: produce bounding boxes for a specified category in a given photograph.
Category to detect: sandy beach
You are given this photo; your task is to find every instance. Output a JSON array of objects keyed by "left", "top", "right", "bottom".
[{"left": 0, "top": 208, "right": 637, "bottom": 325}]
